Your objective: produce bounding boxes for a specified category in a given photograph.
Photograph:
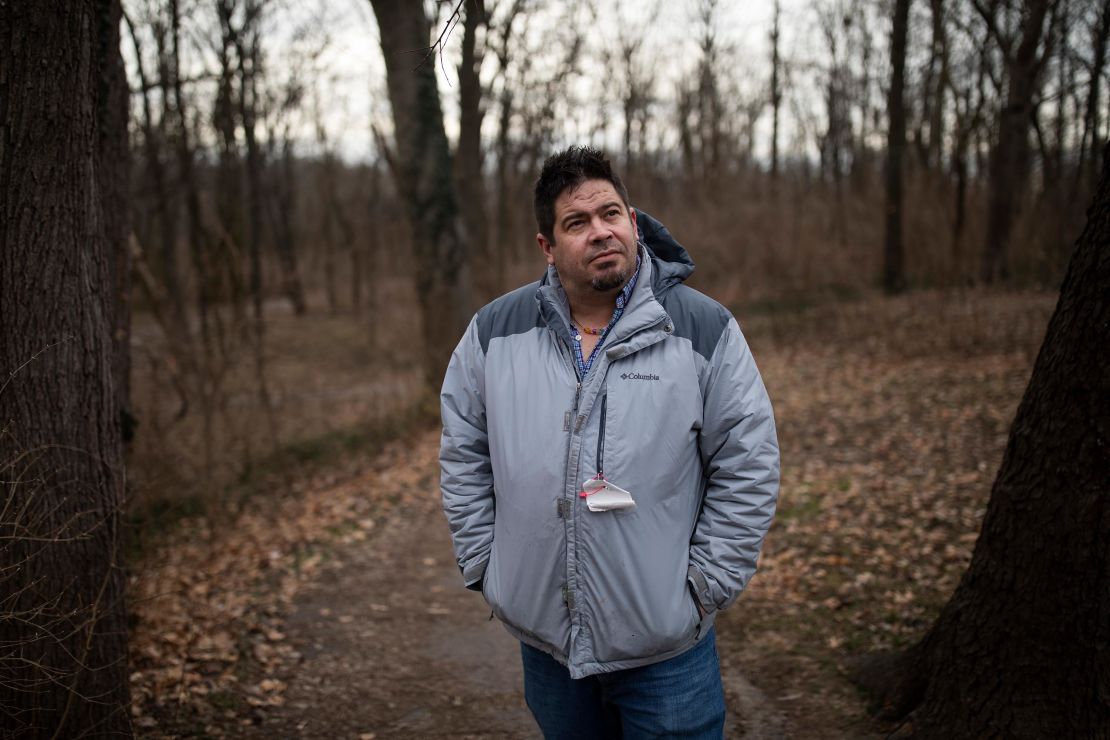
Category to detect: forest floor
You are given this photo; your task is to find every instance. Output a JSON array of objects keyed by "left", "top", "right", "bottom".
[{"left": 127, "top": 288, "right": 1057, "bottom": 738}]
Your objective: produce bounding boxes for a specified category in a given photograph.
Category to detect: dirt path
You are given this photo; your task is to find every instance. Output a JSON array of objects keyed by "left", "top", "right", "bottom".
[
  {"left": 256, "top": 498, "right": 534, "bottom": 738},
  {"left": 253, "top": 443, "right": 784, "bottom": 739}
]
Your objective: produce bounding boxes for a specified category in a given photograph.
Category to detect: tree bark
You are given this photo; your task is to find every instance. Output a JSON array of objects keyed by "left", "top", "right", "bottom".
[
  {"left": 1077, "top": 0, "right": 1110, "bottom": 197},
  {"left": 235, "top": 12, "right": 266, "bottom": 329},
  {"left": 369, "top": 0, "right": 471, "bottom": 392},
  {"left": 317, "top": 141, "right": 346, "bottom": 315},
  {"left": 455, "top": 0, "right": 492, "bottom": 303},
  {"left": 980, "top": 0, "right": 1053, "bottom": 283},
  {"left": 770, "top": 0, "right": 782, "bottom": 181},
  {"left": 884, "top": 0, "right": 911, "bottom": 294},
  {"left": 99, "top": 0, "right": 133, "bottom": 443},
  {"left": 270, "top": 139, "right": 307, "bottom": 316},
  {"left": 0, "top": 1, "right": 133, "bottom": 735},
  {"left": 923, "top": 0, "right": 948, "bottom": 169},
  {"left": 126, "top": 10, "right": 184, "bottom": 334},
  {"left": 490, "top": 0, "right": 524, "bottom": 297},
  {"left": 855, "top": 140, "right": 1110, "bottom": 736}
]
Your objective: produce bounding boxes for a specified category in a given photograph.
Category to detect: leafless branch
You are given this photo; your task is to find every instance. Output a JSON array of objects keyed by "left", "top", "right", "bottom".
[
  {"left": 414, "top": 0, "right": 467, "bottom": 72},
  {"left": 970, "top": 0, "right": 1015, "bottom": 58},
  {"left": 0, "top": 338, "right": 73, "bottom": 399}
]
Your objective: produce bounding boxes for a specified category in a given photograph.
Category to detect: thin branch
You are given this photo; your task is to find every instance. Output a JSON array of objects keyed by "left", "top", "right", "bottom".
[
  {"left": 0, "top": 338, "right": 73, "bottom": 399},
  {"left": 970, "top": 0, "right": 1015, "bottom": 59},
  {"left": 415, "top": 0, "right": 467, "bottom": 71}
]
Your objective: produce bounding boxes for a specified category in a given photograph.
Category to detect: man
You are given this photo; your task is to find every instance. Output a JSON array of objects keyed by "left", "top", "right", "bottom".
[{"left": 440, "top": 146, "right": 779, "bottom": 738}]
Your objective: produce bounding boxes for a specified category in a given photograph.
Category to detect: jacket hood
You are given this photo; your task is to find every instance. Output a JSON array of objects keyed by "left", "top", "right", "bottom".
[
  {"left": 634, "top": 210, "right": 694, "bottom": 295},
  {"left": 537, "top": 209, "right": 695, "bottom": 296}
]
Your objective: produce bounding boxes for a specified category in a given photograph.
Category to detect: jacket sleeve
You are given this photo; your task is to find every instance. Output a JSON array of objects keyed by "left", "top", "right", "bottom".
[
  {"left": 439, "top": 316, "right": 494, "bottom": 590},
  {"left": 688, "top": 316, "right": 780, "bottom": 614}
]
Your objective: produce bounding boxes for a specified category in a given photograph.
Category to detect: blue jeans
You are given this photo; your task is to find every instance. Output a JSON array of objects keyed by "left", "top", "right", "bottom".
[{"left": 521, "top": 629, "right": 726, "bottom": 739}]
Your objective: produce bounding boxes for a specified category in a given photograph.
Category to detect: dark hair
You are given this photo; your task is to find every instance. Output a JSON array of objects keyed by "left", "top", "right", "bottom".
[{"left": 533, "top": 146, "right": 630, "bottom": 242}]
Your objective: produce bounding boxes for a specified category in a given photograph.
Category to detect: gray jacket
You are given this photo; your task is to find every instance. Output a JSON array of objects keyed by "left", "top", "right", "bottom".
[{"left": 439, "top": 212, "right": 779, "bottom": 678}]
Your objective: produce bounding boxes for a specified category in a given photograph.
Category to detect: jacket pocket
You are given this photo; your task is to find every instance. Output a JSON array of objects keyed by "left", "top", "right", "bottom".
[
  {"left": 588, "top": 575, "right": 700, "bottom": 663},
  {"left": 481, "top": 548, "right": 501, "bottom": 617}
]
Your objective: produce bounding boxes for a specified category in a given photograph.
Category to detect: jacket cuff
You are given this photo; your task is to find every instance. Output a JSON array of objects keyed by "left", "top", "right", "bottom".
[
  {"left": 687, "top": 565, "right": 717, "bottom": 614},
  {"left": 462, "top": 556, "right": 489, "bottom": 591}
]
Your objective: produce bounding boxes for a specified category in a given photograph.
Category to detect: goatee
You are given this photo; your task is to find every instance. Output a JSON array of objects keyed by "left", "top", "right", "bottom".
[{"left": 591, "top": 268, "right": 629, "bottom": 292}]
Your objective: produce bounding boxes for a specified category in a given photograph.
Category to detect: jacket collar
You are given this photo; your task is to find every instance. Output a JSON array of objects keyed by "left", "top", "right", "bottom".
[{"left": 635, "top": 210, "right": 695, "bottom": 296}]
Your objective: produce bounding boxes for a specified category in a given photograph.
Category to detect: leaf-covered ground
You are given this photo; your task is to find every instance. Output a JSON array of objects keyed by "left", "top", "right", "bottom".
[
  {"left": 720, "top": 288, "right": 1055, "bottom": 736},
  {"left": 128, "top": 289, "right": 1056, "bottom": 737}
]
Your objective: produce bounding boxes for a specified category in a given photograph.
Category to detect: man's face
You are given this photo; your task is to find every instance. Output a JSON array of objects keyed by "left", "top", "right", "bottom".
[{"left": 537, "top": 179, "right": 638, "bottom": 295}]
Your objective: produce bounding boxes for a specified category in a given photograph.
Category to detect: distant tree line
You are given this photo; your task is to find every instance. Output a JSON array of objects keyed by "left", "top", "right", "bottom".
[{"left": 119, "top": 0, "right": 1107, "bottom": 386}]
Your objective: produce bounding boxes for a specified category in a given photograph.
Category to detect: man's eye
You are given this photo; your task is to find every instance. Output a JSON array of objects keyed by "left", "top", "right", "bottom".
[
  {"left": 566, "top": 220, "right": 583, "bottom": 230},
  {"left": 606, "top": 209, "right": 620, "bottom": 218}
]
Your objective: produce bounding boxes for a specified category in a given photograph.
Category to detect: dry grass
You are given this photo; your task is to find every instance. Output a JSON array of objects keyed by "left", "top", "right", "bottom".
[{"left": 127, "top": 276, "right": 426, "bottom": 532}]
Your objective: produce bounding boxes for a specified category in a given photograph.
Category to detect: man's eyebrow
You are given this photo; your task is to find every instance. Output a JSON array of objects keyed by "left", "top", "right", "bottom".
[
  {"left": 560, "top": 201, "right": 624, "bottom": 225},
  {"left": 559, "top": 208, "right": 587, "bottom": 225}
]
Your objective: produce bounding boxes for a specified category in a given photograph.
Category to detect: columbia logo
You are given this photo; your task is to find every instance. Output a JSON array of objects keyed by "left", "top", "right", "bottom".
[{"left": 621, "top": 372, "right": 660, "bottom": 381}]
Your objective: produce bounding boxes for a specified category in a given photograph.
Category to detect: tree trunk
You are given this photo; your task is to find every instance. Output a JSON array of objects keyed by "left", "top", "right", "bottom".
[
  {"left": 884, "top": 0, "right": 911, "bottom": 294},
  {"left": 318, "top": 145, "right": 348, "bottom": 316},
  {"left": 126, "top": 10, "right": 184, "bottom": 333},
  {"left": 981, "top": 0, "right": 1053, "bottom": 283},
  {"left": 493, "top": 84, "right": 514, "bottom": 295},
  {"left": 237, "top": 26, "right": 265, "bottom": 328},
  {"left": 271, "top": 139, "right": 307, "bottom": 316},
  {"left": 1076, "top": 0, "right": 1110, "bottom": 197},
  {"left": 924, "top": 0, "right": 948, "bottom": 169},
  {"left": 455, "top": 0, "right": 492, "bottom": 303},
  {"left": 100, "top": 0, "right": 133, "bottom": 443},
  {"left": 952, "top": 120, "right": 971, "bottom": 266},
  {"left": 348, "top": 164, "right": 368, "bottom": 314},
  {"left": 855, "top": 141, "right": 1110, "bottom": 736},
  {"left": 369, "top": 0, "right": 471, "bottom": 392},
  {"left": 490, "top": 0, "right": 523, "bottom": 296},
  {"left": 234, "top": 14, "right": 277, "bottom": 452},
  {"left": 170, "top": 0, "right": 221, "bottom": 474},
  {"left": 770, "top": 0, "right": 782, "bottom": 182},
  {"left": 0, "top": 1, "right": 133, "bottom": 735}
]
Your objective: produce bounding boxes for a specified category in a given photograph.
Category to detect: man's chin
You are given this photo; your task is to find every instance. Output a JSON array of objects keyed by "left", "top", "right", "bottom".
[{"left": 590, "top": 269, "right": 629, "bottom": 292}]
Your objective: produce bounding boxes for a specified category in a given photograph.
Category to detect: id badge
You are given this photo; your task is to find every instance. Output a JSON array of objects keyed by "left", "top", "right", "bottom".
[{"left": 580, "top": 476, "right": 636, "bottom": 512}]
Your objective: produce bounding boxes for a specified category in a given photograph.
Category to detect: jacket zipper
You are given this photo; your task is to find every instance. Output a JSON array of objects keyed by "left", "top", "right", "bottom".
[{"left": 595, "top": 394, "right": 607, "bottom": 477}]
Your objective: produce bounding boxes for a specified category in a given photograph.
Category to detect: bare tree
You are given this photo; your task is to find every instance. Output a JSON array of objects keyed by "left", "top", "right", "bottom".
[
  {"left": 1076, "top": 0, "right": 1110, "bottom": 196},
  {"left": 312, "top": 89, "right": 353, "bottom": 315},
  {"left": 946, "top": 4, "right": 992, "bottom": 258},
  {"left": 125, "top": 6, "right": 185, "bottom": 332},
  {"left": 770, "top": 0, "right": 784, "bottom": 181},
  {"left": 0, "top": 1, "right": 133, "bottom": 734},
  {"left": 884, "top": 0, "right": 912, "bottom": 293},
  {"left": 488, "top": 0, "right": 527, "bottom": 294},
  {"left": 369, "top": 0, "right": 472, "bottom": 391},
  {"left": 607, "top": 1, "right": 661, "bottom": 176},
  {"left": 455, "top": 0, "right": 493, "bottom": 302},
  {"left": 919, "top": 0, "right": 950, "bottom": 169},
  {"left": 676, "top": 0, "right": 739, "bottom": 188},
  {"left": 978, "top": 0, "right": 1057, "bottom": 282}
]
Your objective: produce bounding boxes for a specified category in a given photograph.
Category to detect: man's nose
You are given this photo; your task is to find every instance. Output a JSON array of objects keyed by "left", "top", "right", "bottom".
[{"left": 587, "top": 216, "right": 615, "bottom": 242}]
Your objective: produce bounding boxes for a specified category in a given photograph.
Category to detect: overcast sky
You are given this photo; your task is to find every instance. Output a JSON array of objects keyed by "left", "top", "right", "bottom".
[
  {"left": 300, "top": 0, "right": 816, "bottom": 162},
  {"left": 122, "top": 0, "right": 826, "bottom": 163}
]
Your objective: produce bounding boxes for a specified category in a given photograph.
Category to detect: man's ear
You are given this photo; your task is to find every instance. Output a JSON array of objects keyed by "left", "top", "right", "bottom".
[
  {"left": 537, "top": 233, "right": 556, "bottom": 266},
  {"left": 629, "top": 207, "right": 638, "bottom": 235}
]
